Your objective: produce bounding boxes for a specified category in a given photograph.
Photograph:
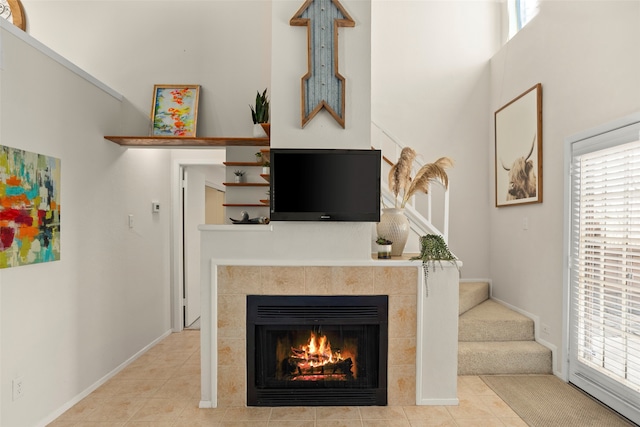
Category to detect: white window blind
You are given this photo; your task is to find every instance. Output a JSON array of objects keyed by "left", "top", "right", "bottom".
[{"left": 571, "top": 137, "right": 640, "bottom": 393}]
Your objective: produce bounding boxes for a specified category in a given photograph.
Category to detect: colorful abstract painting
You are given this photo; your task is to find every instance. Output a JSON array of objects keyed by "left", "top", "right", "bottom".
[
  {"left": 151, "top": 85, "right": 200, "bottom": 137},
  {"left": 0, "top": 146, "right": 61, "bottom": 268}
]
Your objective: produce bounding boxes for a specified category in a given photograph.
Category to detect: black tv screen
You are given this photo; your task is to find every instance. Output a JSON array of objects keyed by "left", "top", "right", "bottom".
[{"left": 270, "top": 149, "right": 381, "bottom": 222}]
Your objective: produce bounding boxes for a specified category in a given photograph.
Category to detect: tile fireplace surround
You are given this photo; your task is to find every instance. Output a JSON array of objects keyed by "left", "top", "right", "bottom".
[{"left": 199, "top": 260, "right": 459, "bottom": 409}]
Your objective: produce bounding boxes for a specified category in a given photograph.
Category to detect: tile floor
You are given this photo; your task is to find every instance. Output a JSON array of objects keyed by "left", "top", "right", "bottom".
[{"left": 48, "top": 330, "right": 528, "bottom": 427}]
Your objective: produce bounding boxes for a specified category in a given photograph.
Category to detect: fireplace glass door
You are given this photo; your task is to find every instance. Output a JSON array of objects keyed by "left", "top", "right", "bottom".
[{"left": 247, "top": 295, "right": 388, "bottom": 406}]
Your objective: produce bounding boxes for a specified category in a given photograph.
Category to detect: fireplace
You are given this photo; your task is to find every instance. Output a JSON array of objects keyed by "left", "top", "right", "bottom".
[{"left": 247, "top": 295, "right": 388, "bottom": 406}]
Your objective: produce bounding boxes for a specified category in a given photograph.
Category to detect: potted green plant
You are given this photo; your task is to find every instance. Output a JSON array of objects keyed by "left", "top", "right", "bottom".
[
  {"left": 410, "top": 234, "right": 458, "bottom": 294},
  {"left": 234, "top": 169, "right": 246, "bottom": 183},
  {"left": 262, "top": 161, "right": 270, "bottom": 175},
  {"left": 250, "top": 88, "right": 270, "bottom": 137},
  {"left": 375, "top": 237, "right": 393, "bottom": 259}
]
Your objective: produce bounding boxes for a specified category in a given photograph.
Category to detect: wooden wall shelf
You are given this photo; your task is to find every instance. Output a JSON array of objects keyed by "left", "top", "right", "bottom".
[
  {"left": 222, "top": 203, "right": 267, "bottom": 207},
  {"left": 223, "top": 182, "right": 269, "bottom": 187},
  {"left": 104, "top": 136, "right": 269, "bottom": 147}
]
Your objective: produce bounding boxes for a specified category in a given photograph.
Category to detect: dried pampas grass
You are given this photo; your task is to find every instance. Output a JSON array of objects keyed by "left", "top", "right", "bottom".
[{"left": 388, "top": 149, "right": 453, "bottom": 208}]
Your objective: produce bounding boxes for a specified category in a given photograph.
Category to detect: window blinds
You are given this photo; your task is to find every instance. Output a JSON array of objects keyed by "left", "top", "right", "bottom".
[{"left": 571, "top": 137, "right": 640, "bottom": 393}]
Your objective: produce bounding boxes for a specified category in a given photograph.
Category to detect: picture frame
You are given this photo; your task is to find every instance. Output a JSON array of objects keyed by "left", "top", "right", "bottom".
[
  {"left": 1, "top": 0, "right": 26, "bottom": 31},
  {"left": 150, "top": 85, "right": 200, "bottom": 137},
  {"left": 494, "top": 83, "right": 542, "bottom": 207}
]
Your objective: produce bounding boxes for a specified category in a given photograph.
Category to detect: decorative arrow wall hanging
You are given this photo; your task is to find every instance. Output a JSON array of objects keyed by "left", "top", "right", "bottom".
[{"left": 290, "top": 0, "right": 355, "bottom": 128}]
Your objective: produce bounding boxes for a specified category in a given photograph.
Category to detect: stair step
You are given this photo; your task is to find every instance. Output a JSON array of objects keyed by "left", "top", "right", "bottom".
[
  {"left": 459, "top": 300, "right": 534, "bottom": 342},
  {"left": 458, "top": 341, "right": 552, "bottom": 375},
  {"left": 459, "top": 281, "right": 490, "bottom": 315}
]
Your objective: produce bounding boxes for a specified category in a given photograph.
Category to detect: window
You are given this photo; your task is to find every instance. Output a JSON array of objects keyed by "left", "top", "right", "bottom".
[
  {"left": 568, "top": 116, "right": 640, "bottom": 422},
  {"left": 507, "top": 0, "right": 539, "bottom": 40}
]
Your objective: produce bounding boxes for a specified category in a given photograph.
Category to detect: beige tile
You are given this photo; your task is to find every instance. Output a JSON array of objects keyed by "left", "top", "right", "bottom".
[
  {"left": 176, "top": 403, "right": 227, "bottom": 424},
  {"left": 363, "top": 419, "right": 411, "bottom": 427},
  {"left": 96, "top": 379, "right": 166, "bottom": 399},
  {"left": 217, "top": 366, "right": 246, "bottom": 407},
  {"left": 374, "top": 267, "right": 418, "bottom": 295},
  {"left": 153, "top": 377, "right": 200, "bottom": 400},
  {"left": 402, "top": 405, "right": 453, "bottom": 422},
  {"left": 499, "top": 417, "right": 529, "bottom": 427},
  {"left": 268, "top": 421, "right": 315, "bottom": 427},
  {"left": 84, "top": 396, "right": 146, "bottom": 422},
  {"left": 220, "top": 422, "right": 268, "bottom": 427},
  {"left": 359, "top": 405, "right": 406, "bottom": 420},
  {"left": 223, "top": 406, "right": 271, "bottom": 421},
  {"left": 452, "top": 418, "right": 506, "bottom": 426},
  {"left": 388, "top": 365, "right": 417, "bottom": 406},
  {"left": 321, "top": 267, "right": 376, "bottom": 294},
  {"left": 457, "top": 376, "right": 497, "bottom": 397},
  {"left": 261, "top": 266, "right": 306, "bottom": 294},
  {"left": 407, "top": 419, "right": 458, "bottom": 427},
  {"left": 303, "top": 266, "right": 333, "bottom": 294},
  {"left": 478, "top": 395, "right": 518, "bottom": 418},
  {"left": 269, "top": 406, "right": 316, "bottom": 421},
  {"left": 316, "top": 421, "right": 364, "bottom": 427},
  {"left": 316, "top": 406, "right": 360, "bottom": 420},
  {"left": 388, "top": 338, "right": 416, "bottom": 366},
  {"left": 218, "top": 294, "right": 246, "bottom": 338},
  {"left": 173, "top": 361, "right": 201, "bottom": 379},
  {"left": 128, "top": 398, "right": 188, "bottom": 422},
  {"left": 49, "top": 421, "right": 127, "bottom": 427},
  {"left": 445, "top": 396, "right": 495, "bottom": 420},
  {"left": 218, "top": 266, "right": 262, "bottom": 295},
  {"left": 124, "top": 421, "right": 175, "bottom": 427},
  {"left": 388, "top": 296, "right": 417, "bottom": 339},
  {"left": 116, "top": 362, "right": 178, "bottom": 381},
  {"left": 219, "top": 338, "right": 246, "bottom": 367}
]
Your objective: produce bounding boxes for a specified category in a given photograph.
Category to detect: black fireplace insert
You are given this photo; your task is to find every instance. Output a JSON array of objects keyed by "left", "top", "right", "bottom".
[{"left": 246, "top": 295, "right": 388, "bottom": 406}]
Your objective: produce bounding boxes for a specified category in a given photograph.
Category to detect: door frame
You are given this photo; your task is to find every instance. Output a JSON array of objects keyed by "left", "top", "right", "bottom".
[{"left": 171, "top": 158, "right": 225, "bottom": 332}]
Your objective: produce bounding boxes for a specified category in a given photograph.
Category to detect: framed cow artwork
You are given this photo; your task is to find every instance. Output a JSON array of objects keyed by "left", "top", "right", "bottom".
[{"left": 494, "top": 83, "right": 542, "bottom": 207}]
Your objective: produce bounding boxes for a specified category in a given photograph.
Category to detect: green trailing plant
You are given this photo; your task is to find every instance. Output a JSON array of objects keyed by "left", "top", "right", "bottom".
[
  {"left": 250, "top": 89, "right": 270, "bottom": 124},
  {"left": 410, "top": 234, "right": 458, "bottom": 295},
  {"left": 387, "top": 147, "right": 453, "bottom": 208}
]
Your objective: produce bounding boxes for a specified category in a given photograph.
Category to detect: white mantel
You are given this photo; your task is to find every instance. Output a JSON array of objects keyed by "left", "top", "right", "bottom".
[{"left": 198, "top": 225, "right": 460, "bottom": 408}]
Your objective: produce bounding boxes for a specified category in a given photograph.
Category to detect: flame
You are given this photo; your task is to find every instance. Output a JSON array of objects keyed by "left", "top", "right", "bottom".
[{"left": 292, "top": 332, "right": 344, "bottom": 368}]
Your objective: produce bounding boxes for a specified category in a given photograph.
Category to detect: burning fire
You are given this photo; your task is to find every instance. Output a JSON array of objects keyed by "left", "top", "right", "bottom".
[{"left": 291, "top": 332, "right": 344, "bottom": 368}]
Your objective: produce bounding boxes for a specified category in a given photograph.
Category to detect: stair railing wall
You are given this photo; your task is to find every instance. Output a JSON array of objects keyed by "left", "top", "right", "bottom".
[{"left": 372, "top": 121, "right": 450, "bottom": 243}]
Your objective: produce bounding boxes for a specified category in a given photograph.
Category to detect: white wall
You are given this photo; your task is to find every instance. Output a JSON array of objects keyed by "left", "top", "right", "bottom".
[
  {"left": 23, "top": 0, "right": 272, "bottom": 138},
  {"left": 371, "top": 1, "right": 501, "bottom": 276},
  {"left": 489, "top": 1, "right": 640, "bottom": 376},
  {"left": 0, "top": 22, "right": 172, "bottom": 426}
]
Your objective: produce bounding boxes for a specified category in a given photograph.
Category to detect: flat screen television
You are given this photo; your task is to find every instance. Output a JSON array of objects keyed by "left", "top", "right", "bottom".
[{"left": 270, "top": 149, "right": 381, "bottom": 222}]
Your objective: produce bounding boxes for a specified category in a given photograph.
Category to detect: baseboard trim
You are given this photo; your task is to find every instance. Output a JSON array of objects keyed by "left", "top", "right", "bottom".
[
  {"left": 418, "top": 397, "right": 459, "bottom": 406},
  {"left": 36, "top": 329, "right": 173, "bottom": 427}
]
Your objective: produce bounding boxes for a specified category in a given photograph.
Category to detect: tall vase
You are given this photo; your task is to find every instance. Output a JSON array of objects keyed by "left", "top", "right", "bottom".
[{"left": 377, "top": 208, "right": 410, "bottom": 257}]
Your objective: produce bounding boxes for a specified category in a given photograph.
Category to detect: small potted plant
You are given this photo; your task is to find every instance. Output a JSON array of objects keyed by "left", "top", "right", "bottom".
[
  {"left": 262, "top": 161, "right": 270, "bottom": 175},
  {"left": 234, "top": 170, "right": 246, "bottom": 183},
  {"left": 255, "top": 152, "right": 263, "bottom": 163},
  {"left": 375, "top": 237, "right": 393, "bottom": 259},
  {"left": 250, "top": 88, "right": 270, "bottom": 137}
]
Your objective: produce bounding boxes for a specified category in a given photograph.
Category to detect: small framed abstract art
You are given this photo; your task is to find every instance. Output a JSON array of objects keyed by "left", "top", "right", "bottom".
[
  {"left": 150, "top": 85, "right": 200, "bottom": 137},
  {"left": 494, "top": 83, "right": 543, "bottom": 207}
]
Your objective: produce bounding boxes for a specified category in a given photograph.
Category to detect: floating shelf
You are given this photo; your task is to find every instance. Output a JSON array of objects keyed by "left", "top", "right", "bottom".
[
  {"left": 223, "top": 182, "right": 269, "bottom": 187},
  {"left": 222, "top": 203, "right": 268, "bottom": 207},
  {"left": 223, "top": 161, "right": 263, "bottom": 166},
  {"left": 104, "top": 136, "right": 269, "bottom": 147}
]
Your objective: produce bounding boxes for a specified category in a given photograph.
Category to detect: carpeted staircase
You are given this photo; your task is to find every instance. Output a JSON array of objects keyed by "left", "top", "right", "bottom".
[{"left": 458, "top": 282, "right": 552, "bottom": 375}]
